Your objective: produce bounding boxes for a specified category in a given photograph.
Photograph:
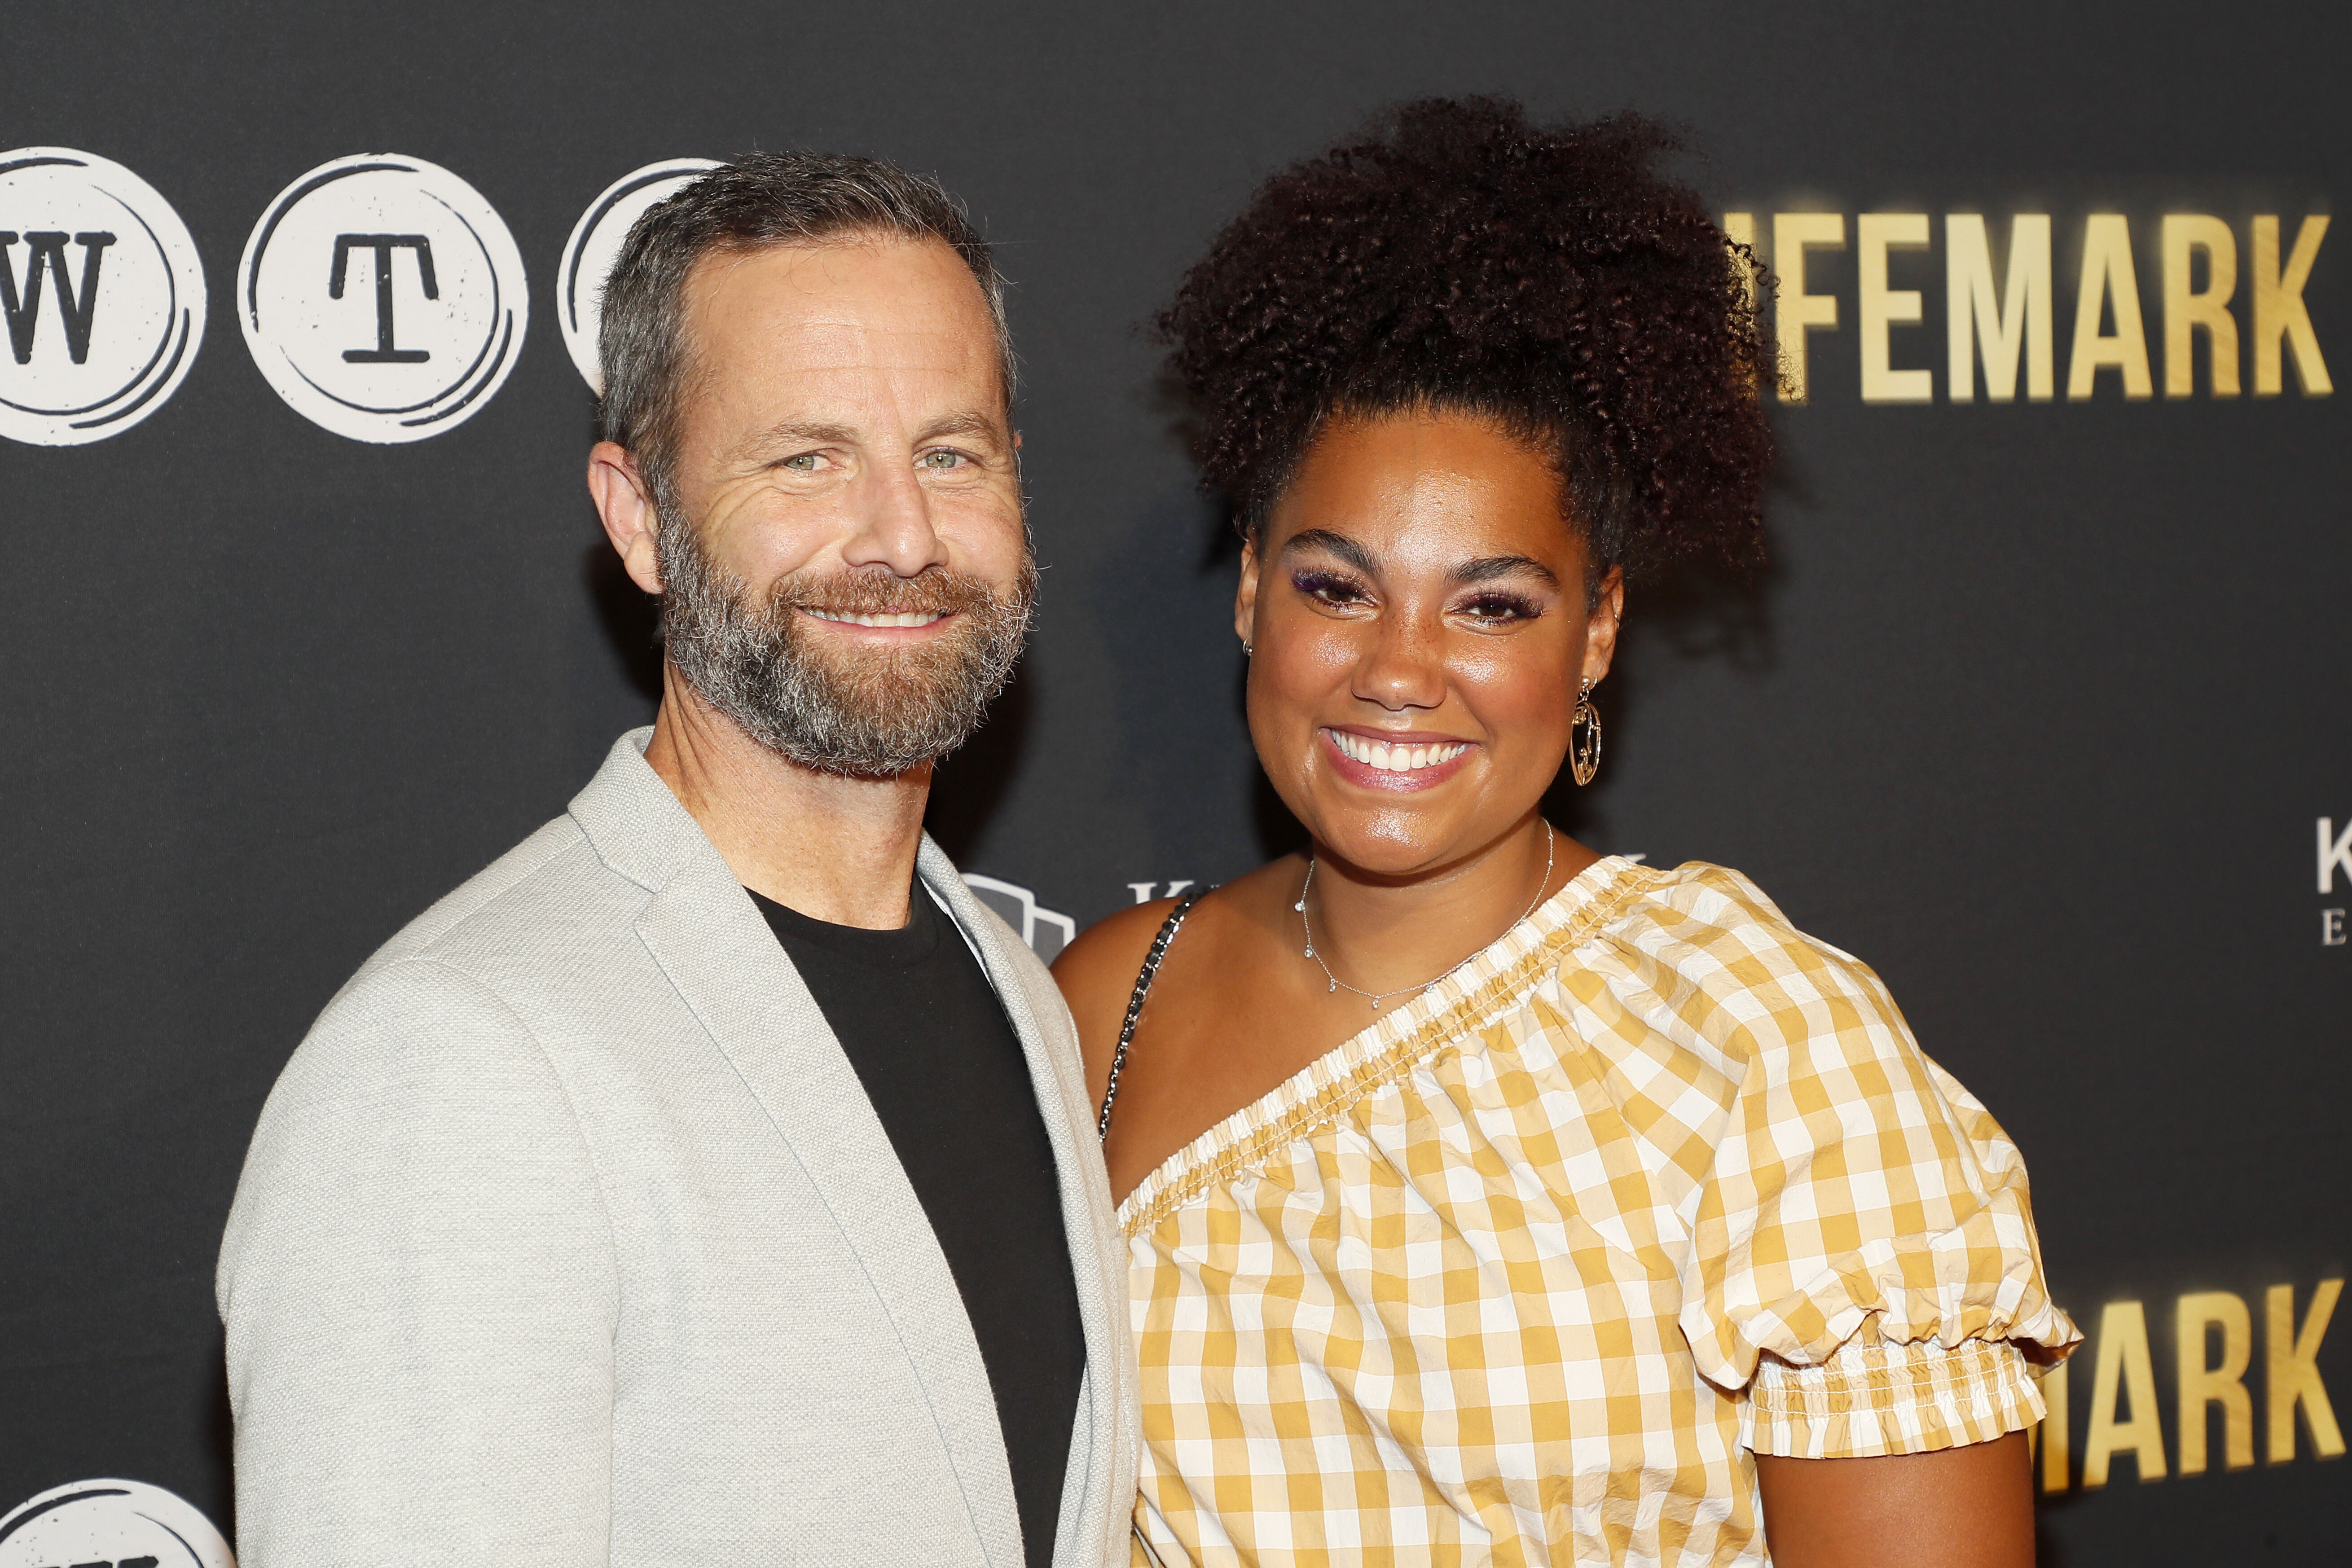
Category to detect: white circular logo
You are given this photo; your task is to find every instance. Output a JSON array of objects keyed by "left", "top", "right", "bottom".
[
  {"left": 0, "top": 1480, "right": 233, "bottom": 1568},
  {"left": 238, "top": 154, "right": 527, "bottom": 443},
  {"left": 0, "top": 149, "right": 205, "bottom": 446},
  {"left": 558, "top": 158, "right": 721, "bottom": 394}
]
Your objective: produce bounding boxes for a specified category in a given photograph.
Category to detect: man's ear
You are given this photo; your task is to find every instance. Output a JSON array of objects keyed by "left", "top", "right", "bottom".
[
  {"left": 588, "top": 442, "right": 664, "bottom": 595},
  {"left": 1234, "top": 537, "right": 1262, "bottom": 650}
]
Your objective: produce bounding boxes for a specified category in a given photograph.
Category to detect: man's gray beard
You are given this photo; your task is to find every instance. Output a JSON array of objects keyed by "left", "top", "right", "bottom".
[{"left": 656, "top": 516, "right": 1036, "bottom": 779}]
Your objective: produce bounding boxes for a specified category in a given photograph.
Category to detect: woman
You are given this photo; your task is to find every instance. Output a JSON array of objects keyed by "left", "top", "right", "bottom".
[{"left": 1055, "top": 100, "right": 2077, "bottom": 1567}]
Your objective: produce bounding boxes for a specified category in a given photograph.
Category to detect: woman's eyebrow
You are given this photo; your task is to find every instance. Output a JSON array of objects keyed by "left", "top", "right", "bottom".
[
  {"left": 1282, "top": 529, "right": 1378, "bottom": 575},
  {"left": 1452, "top": 554, "right": 1558, "bottom": 588}
]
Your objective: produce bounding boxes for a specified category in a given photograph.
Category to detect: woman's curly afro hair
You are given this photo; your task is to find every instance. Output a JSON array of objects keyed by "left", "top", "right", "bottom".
[{"left": 1159, "top": 97, "right": 1775, "bottom": 580}]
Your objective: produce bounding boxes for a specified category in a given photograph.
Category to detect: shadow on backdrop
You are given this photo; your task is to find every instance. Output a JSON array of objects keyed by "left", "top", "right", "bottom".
[
  {"left": 201, "top": 1326, "right": 234, "bottom": 1538},
  {"left": 1542, "top": 543, "right": 1785, "bottom": 844},
  {"left": 926, "top": 669, "right": 1033, "bottom": 865},
  {"left": 585, "top": 540, "right": 665, "bottom": 707},
  {"left": 2035, "top": 1480, "right": 2079, "bottom": 1567}
]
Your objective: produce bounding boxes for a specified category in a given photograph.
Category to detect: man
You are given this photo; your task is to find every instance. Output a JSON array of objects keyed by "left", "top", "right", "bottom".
[{"left": 217, "top": 154, "right": 1135, "bottom": 1568}]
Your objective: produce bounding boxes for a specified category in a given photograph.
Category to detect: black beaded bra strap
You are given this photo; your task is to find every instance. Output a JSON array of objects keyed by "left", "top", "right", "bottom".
[{"left": 1097, "top": 886, "right": 1207, "bottom": 1140}]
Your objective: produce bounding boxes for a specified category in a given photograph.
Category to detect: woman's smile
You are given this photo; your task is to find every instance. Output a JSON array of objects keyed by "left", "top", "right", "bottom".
[{"left": 1319, "top": 725, "right": 1475, "bottom": 790}]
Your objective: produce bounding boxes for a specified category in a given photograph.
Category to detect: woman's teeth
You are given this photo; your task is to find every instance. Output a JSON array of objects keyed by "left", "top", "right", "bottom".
[
  {"left": 805, "top": 609, "right": 948, "bottom": 628},
  {"left": 1329, "top": 730, "right": 1468, "bottom": 773}
]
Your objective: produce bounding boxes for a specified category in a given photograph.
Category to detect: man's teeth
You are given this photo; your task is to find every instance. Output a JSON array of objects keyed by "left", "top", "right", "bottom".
[
  {"left": 805, "top": 608, "right": 948, "bottom": 628},
  {"left": 1329, "top": 731, "right": 1468, "bottom": 773}
]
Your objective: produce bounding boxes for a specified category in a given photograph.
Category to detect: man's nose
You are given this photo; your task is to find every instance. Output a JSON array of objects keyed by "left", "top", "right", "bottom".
[
  {"left": 840, "top": 461, "right": 950, "bottom": 579},
  {"left": 1352, "top": 609, "right": 1447, "bottom": 712}
]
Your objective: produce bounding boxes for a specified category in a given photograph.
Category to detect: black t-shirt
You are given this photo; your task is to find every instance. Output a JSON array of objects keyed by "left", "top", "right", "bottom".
[{"left": 750, "top": 883, "right": 1084, "bottom": 1568}]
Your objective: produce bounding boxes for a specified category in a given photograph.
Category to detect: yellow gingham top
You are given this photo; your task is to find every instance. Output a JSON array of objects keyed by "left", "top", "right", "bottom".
[{"left": 1120, "top": 856, "right": 2078, "bottom": 1567}]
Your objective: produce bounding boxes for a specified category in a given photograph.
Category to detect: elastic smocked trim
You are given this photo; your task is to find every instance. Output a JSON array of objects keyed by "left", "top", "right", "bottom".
[{"left": 1744, "top": 1335, "right": 2046, "bottom": 1459}]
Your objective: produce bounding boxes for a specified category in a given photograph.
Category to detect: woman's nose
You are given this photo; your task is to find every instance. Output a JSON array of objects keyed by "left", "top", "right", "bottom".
[{"left": 1352, "top": 612, "right": 1446, "bottom": 712}]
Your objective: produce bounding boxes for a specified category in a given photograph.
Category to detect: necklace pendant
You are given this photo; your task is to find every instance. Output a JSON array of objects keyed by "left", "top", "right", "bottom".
[{"left": 1327, "top": 979, "right": 1336, "bottom": 993}]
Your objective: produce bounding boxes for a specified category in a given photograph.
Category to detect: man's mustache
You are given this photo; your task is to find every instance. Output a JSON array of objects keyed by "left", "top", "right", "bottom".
[{"left": 761, "top": 567, "right": 1009, "bottom": 620}]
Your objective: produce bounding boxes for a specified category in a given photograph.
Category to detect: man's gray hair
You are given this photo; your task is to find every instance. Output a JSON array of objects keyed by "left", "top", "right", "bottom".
[{"left": 598, "top": 151, "right": 1015, "bottom": 519}]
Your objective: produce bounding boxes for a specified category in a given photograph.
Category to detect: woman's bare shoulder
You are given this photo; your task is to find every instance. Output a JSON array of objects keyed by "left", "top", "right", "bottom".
[
  {"left": 1053, "top": 896, "right": 1185, "bottom": 1060},
  {"left": 1053, "top": 858, "right": 1303, "bottom": 1085}
]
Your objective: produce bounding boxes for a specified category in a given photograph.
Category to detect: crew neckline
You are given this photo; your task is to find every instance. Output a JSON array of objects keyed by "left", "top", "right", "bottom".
[{"left": 748, "top": 881, "right": 941, "bottom": 969}]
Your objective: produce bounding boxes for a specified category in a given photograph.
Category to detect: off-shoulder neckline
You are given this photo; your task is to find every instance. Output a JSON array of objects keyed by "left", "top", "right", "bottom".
[{"left": 1115, "top": 852, "right": 1656, "bottom": 1233}]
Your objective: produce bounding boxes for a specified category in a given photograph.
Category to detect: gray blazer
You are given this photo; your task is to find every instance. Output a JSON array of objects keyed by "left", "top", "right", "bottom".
[{"left": 217, "top": 730, "right": 1138, "bottom": 1568}]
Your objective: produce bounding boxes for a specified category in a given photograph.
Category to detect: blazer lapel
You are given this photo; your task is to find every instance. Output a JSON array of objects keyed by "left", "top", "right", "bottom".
[
  {"left": 575, "top": 736, "right": 1022, "bottom": 1565},
  {"left": 918, "top": 841, "right": 1137, "bottom": 1568}
]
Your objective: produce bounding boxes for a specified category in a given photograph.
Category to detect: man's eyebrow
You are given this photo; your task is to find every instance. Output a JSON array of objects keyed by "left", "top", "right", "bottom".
[
  {"left": 914, "top": 409, "right": 1009, "bottom": 446},
  {"left": 727, "top": 421, "right": 860, "bottom": 463},
  {"left": 1452, "top": 554, "right": 1559, "bottom": 589},
  {"left": 1281, "top": 529, "right": 1378, "bottom": 575},
  {"left": 726, "top": 412, "right": 1008, "bottom": 466}
]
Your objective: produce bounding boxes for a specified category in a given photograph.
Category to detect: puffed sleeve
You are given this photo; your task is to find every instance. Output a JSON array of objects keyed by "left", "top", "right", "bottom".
[{"left": 1636, "top": 867, "right": 2079, "bottom": 1458}]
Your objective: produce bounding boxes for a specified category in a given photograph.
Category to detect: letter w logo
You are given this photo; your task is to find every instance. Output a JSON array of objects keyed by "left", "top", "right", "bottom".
[{"left": 0, "top": 230, "right": 116, "bottom": 365}]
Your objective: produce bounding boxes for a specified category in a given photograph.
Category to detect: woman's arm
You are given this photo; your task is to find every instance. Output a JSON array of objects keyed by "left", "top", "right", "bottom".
[{"left": 1755, "top": 1432, "right": 2034, "bottom": 1568}]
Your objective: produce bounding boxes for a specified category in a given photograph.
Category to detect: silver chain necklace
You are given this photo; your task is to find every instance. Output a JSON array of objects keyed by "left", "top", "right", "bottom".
[{"left": 1296, "top": 821, "right": 1556, "bottom": 1011}]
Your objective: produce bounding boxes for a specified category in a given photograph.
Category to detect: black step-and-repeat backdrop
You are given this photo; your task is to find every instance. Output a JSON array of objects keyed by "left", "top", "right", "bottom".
[{"left": 5, "top": 3, "right": 2343, "bottom": 1564}]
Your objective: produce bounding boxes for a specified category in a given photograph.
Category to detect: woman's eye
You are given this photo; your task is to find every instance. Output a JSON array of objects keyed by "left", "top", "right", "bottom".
[
  {"left": 1293, "top": 571, "right": 1369, "bottom": 606},
  {"left": 1461, "top": 593, "right": 1539, "bottom": 623}
]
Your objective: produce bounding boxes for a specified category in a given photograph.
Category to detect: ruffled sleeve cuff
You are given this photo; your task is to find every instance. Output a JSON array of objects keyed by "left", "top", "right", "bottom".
[{"left": 1743, "top": 1335, "right": 2047, "bottom": 1459}]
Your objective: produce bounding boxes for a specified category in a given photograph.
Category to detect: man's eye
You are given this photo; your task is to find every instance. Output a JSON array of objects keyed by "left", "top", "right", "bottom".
[
  {"left": 781, "top": 453, "right": 821, "bottom": 472},
  {"left": 919, "top": 449, "right": 968, "bottom": 470}
]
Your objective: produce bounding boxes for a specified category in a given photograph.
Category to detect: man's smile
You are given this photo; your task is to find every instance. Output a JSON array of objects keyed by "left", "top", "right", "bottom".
[{"left": 801, "top": 607, "right": 953, "bottom": 628}]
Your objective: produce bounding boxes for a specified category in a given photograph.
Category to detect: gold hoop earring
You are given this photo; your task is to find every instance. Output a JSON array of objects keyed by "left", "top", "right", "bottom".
[{"left": 1569, "top": 678, "right": 1602, "bottom": 786}]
